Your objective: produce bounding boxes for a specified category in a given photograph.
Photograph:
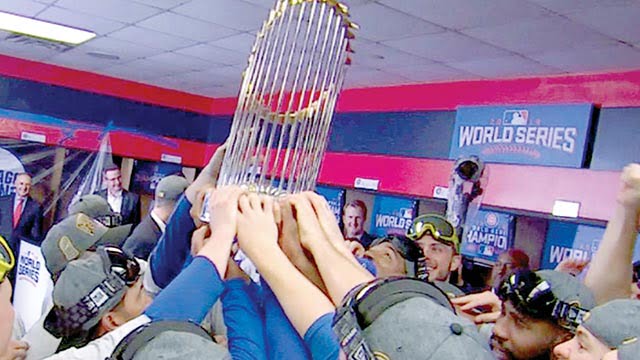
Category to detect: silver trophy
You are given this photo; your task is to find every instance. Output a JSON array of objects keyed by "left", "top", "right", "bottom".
[{"left": 217, "top": 0, "right": 356, "bottom": 196}]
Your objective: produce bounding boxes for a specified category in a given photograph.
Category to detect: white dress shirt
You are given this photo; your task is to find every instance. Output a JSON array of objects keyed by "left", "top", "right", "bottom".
[{"left": 107, "top": 191, "right": 123, "bottom": 214}]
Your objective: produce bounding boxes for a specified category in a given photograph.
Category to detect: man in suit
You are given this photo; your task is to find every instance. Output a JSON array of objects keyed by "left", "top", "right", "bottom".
[
  {"left": 95, "top": 165, "right": 141, "bottom": 227},
  {"left": 123, "top": 175, "right": 188, "bottom": 259},
  {"left": 342, "top": 199, "right": 376, "bottom": 249},
  {"left": 0, "top": 173, "right": 43, "bottom": 250}
]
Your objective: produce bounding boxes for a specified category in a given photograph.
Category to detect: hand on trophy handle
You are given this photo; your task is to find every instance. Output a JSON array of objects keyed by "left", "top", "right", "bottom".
[
  {"left": 236, "top": 193, "right": 280, "bottom": 262},
  {"left": 185, "top": 142, "right": 228, "bottom": 204},
  {"left": 618, "top": 163, "right": 640, "bottom": 213}
]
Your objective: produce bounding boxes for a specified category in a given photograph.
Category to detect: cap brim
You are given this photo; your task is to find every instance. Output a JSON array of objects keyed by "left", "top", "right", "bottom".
[{"left": 97, "top": 224, "right": 133, "bottom": 248}]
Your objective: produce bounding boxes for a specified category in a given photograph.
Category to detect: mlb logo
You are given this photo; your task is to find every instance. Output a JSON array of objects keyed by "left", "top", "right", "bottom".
[
  {"left": 503, "top": 110, "right": 529, "bottom": 126},
  {"left": 401, "top": 208, "right": 413, "bottom": 218}
]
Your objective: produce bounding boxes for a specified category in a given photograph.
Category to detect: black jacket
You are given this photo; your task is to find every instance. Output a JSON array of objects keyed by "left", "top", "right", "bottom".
[
  {"left": 95, "top": 189, "right": 141, "bottom": 227},
  {"left": 122, "top": 214, "right": 162, "bottom": 260},
  {"left": 0, "top": 194, "right": 43, "bottom": 250}
]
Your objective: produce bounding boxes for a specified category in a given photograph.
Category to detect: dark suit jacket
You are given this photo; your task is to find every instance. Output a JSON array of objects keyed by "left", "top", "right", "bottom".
[
  {"left": 122, "top": 214, "right": 161, "bottom": 260},
  {"left": 359, "top": 231, "right": 376, "bottom": 249},
  {"left": 0, "top": 194, "right": 44, "bottom": 250},
  {"left": 95, "top": 189, "right": 141, "bottom": 227}
]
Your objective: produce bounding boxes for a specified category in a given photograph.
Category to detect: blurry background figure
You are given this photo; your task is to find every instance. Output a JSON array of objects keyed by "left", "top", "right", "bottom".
[
  {"left": 95, "top": 165, "right": 141, "bottom": 227},
  {"left": 631, "top": 260, "right": 640, "bottom": 300},
  {"left": 123, "top": 175, "right": 188, "bottom": 259},
  {"left": 342, "top": 200, "right": 375, "bottom": 249},
  {"left": 488, "top": 249, "right": 529, "bottom": 291}
]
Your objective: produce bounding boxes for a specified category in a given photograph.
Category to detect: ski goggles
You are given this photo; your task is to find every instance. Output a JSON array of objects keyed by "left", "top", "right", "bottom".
[
  {"left": 406, "top": 214, "right": 459, "bottom": 253},
  {"left": 100, "top": 246, "right": 141, "bottom": 286},
  {"left": 0, "top": 235, "right": 15, "bottom": 284},
  {"left": 498, "top": 270, "right": 588, "bottom": 332}
]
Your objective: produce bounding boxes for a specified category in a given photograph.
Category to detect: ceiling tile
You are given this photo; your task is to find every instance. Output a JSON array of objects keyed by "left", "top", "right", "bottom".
[
  {"left": 173, "top": 0, "right": 269, "bottom": 31},
  {"left": 208, "top": 33, "right": 256, "bottom": 53},
  {"left": 526, "top": 0, "right": 635, "bottom": 14},
  {"left": 349, "top": 2, "right": 443, "bottom": 42},
  {"left": 383, "top": 31, "right": 511, "bottom": 63},
  {"left": 46, "top": 47, "right": 118, "bottom": 71},
  {"left": 379, "top": 0, "right": 550, "bottom": 30},
  {"left": 382, "top": 62, "right": 477, "bottom": 83},
  {"left": 240, "top": 0, "right": 275, "bottom": 10},
  {"left": 175, "top": 43, "right": 246, "bottom": 65},
  {"left": 137, "top": 12, "right": 239, "bottom": 42},
  {"left": 54, "top": 0, "right": 161, "bottom": 23},
  {"left": 0, "top": 31, "right": 60, "bottom": 61},
  {"left": 351, "top": 39, "right": 435, "bottom": 68},
  {"left": 33, "top": 0, "right": 58, "bottom": 4},
  {"left": 192, "top": 84, "right": 239, "bottom": 98},
  {"left": 145, "top": 51, "right": 215, "bottom": 71},
  {"left": 109, "top": 26, "right": 197, "bottom": 51},
  {"left": 0, "top": 0, "right": 48, "bottom": 16},
  {"left": 130, "top": 0, "right": 191, "bottom": 10},
  {"left": 530, "top": 43, "right": 640, "bottom": 73},
  {"left": 462, "top": 15, "right": 616, "bottom": 55},
  {"left": 36, "top": 6, "right": 127, "bottom": 35},
  {"left": 96, "top": 62, "right": 163, "bottom": 81},
  {"left": 78, "top": 36, "right": 163, "bottom": 61},
  {"left": 567, "top": 4, "right": 640, "bottom": 44},
  {"left": 344, "top": 67, "right": 412, "bottom": 88},
  {"left": 447, "top": 55, "right": 561, "bottom": 78}
]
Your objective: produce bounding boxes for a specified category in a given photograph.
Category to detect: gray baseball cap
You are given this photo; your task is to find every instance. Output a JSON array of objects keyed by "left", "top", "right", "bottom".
[
  {"left": 582, "top": 299, "right": 640, "bottom": 349},
  {"left": 362, "top": 296, "right": 495, "bottom": 359},
  {"left": 537, "top": 270, "right": 596, "bottom": 310},
  {"left": 133, "top": 331, "right": 230, "bottom": 359},
  {"left": 618, "top": 338, "right": 640, "bottom": 360},
  {"left": 155, "top": 175, "right": 188, "bottom": 202},
  {"left": 48, "top": 252, "right": 127, "bottom": 335},
  {"left": 68, "top": 195, "right": 114, "bottom": 218},
  {"left": 42, "top": 213, "right": 131, "bottom": 275}
]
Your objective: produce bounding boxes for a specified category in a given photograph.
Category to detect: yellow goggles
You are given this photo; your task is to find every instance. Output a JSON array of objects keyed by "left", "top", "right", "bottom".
[
  {"left": 0, "top": 235, "right": 15, "bottom": 284},
  {"left": 406, "top": 214, "right": 460, "bottom": 253}
]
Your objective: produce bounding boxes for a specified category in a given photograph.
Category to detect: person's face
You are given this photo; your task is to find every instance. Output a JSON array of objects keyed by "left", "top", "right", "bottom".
[
  {"left": 602, "top": 350, "right": 618, "bottom": 360},
  {"left": 492, "top": 300, "right": 569, "bottom": 360},
  {"left": 491, "top": 253, "right": 516, "bottom": 288},
  {"left": 343, "top": 206, "right": 365, "bottom": 238},
  {"left": 0, "top": 281, "right": 14, "bottom": 355},
  {"left": 364, "top": 242, "right": 406, "bottom": 278},
  {"left": 414, "top": 233, "right": 459, "bottom": 282},
  {"left": 112, "top": 277, "right": 152, "bottom": 324},
  {"left": 104, "top": 169, "right": 122, "bottom": 195},
  {"left": 14, "top": 174, "right": 31, "bottom": 198},
  {"left": 553, "top": 326, "right": 611, "bottom": 360},
  {"left": 630, "top": 282, "right": 640, "bottom": 300}
]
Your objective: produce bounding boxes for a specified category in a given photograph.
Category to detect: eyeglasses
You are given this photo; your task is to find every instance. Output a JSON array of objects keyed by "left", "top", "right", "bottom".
[
  {"left": 406, "top": 214, "right": 459, "bottom": 252},
  {"left": 96, "top": 214, "right": 122, "bottom": 228},
  {"left": 498, "top": 270, "right": 588, "bottom": 331},
  {"left": 99, "top": 246, "right": 140, "bottom": 286},
  {"left": 0, "top": 235, "right": 15, "bottom": 284}
]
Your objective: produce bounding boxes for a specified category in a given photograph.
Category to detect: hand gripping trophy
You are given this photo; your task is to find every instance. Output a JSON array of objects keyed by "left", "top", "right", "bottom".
[{"left": 217, "top": 0, "right": 357, "bottom": 196}]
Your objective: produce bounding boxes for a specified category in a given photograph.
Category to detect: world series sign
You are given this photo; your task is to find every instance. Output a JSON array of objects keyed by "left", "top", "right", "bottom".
[{"left": 449, "top": 104, "right": 594, "bottom": 168}]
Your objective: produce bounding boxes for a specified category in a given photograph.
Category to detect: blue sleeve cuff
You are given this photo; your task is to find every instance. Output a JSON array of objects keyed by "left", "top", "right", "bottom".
[{"left": 303, "top": 312, "right": 340, "bottom": 360}]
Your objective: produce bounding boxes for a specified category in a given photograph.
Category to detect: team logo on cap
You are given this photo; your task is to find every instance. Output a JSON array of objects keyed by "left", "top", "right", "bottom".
[
  {"left": 75, "top": 214, "right": 96, "bottom": 236},
  {"left": 58, "top": 236, "right": 80, "bottom": 261}
]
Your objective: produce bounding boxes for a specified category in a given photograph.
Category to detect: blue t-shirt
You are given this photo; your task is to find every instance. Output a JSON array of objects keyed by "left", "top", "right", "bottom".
[{"left": 303, "top": 313, "right": 340, "bottom": 360}]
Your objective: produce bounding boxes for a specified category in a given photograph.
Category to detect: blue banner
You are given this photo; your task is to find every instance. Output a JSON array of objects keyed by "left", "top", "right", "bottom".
[
  {"left": 371, "top": 195, "right": 417, "bottom": 237},
  {"left": 541, "top": 221, "right": 640, "bottom": 269},
  {"left": 315, "top": 185, "right": 345, "bottom": 221},
  {"left": 131, "top": 160, "right": 183, "bottom": 195},
  {"left": 450, "top": 104, "right": 593, "bottom": 168},
  {"left": 461, "top": 209, "right": 514, "bottom": 262}
]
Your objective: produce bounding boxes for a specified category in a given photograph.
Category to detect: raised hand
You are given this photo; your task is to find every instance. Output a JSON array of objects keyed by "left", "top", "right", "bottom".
[
  {"left": 554, "top": 258, "right": 589, "bottom": 277},
  {"left": 450, "top": 291, "right": 502, "bottom": 324},
  {"left": 236, "top": 193, "right": 279, "bottom": 260},
  {"left": 207, "top": 185, "right": 244, "bottom": 242},
  {"left": 618, "top": 163, "right": 640, "bottom": 210}
]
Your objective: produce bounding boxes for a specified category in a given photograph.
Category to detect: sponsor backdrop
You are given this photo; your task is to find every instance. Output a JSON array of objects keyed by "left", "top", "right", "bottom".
[
  {"left": 130, "top": 159, "right": 184, "bottom": 195},
  {"left": 461, "top": 209, "right": 515, "bottom": 263},
  {"left": 541, "top": 221, "right": 640, "bottom": 269},
  {"left": 13, "top": 241, "right": 53, "bottom": 331},
  {"left": 450, "top": 104, "right": 594, "bottom": 168},
  {"left": 370, "top": 194, "right": 417, "bottom": 237},
  {"left": 315, "top": 185, "right": 346, "bottom": 221}
]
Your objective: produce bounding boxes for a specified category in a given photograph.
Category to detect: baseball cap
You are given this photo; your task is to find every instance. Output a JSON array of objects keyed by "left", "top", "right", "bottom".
[
  {"left": 498, "top": 270, "right": 596, "bottom": 332},
  {"left": 581, "top": 299, "right": 640, "bottom": 349},
  {"left": 334, "top": 277, "right": 494, "bottom": 360},
  {"left": 155, "top": 175, "right": 188, "bottom": 202},
  {"left": 45, "top": 248, "right": 140, "bottom": 337},
  {"left": 618, "top": 338, "right": 640, "bottom": 360},
  {"left": 131, "top": 330, "right": 229, "bottom": 360},
  {"left": 42, "top": 213, "right": 132, "bottom": 275}
]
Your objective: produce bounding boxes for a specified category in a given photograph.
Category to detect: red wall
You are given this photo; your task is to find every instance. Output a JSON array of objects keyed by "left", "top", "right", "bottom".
[{"left": 1, "top": 54, "right": 637, "bottom": 221}]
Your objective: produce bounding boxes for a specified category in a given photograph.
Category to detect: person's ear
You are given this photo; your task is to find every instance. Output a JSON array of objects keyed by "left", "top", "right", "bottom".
[
  {"left": 449, "top": 253, "right": 462, "bottom": 273},
  {"left": 100, "top": 311, "right": 122, "bottom": 333}
]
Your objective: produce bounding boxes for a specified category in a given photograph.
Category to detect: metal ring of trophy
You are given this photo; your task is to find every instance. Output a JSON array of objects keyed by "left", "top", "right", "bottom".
[{"left": 217, "top": 0, "right": 356, "bottom": 197}]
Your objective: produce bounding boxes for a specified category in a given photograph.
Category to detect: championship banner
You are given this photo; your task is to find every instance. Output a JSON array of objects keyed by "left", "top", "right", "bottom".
[
  {"left": 450, "top": 104, "right": 594, "bottom": 168},
  {"left": 541, "top": 221, "right": 640, "bottom": 269},
  {"left": 370, "top": 195, "right": 417, "bottom": 237},
  {"left": 130, "top": 159, "right": 183, "bottom": 195},
  {"left": 315, "top": 185, "right": 345, "bottom": 222},
  {"left": 0, "top": 147, "right": 25, "bottom": 196},
  {"left": 461, "top": 209, "right": 514, "bottom": 263},
  {"left": 13, "top": 240, "right": 54, "bottom": 331}
]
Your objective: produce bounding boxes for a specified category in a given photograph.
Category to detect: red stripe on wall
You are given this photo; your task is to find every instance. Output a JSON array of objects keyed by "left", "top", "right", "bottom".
[
  {"left": 211, "top": 69, "right": 640, "bottom": 114},
  {"left": 0, "top": 54, "right": 217, "bottom": 115}
]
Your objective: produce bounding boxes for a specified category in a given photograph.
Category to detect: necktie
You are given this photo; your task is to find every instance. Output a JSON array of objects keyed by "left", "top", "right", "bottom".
[{"left": 13, "top": 198, "right": 23, "bottom": 229}]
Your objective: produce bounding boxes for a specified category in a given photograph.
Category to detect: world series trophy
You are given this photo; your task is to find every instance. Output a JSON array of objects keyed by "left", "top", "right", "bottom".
[{"left": 216, "top": 0, "right": 357, "bottom": 196}]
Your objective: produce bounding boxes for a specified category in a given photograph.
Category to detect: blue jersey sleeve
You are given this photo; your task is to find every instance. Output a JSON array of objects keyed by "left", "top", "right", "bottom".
[
  {"left": 303, "top": 313, "right": 340, "bottom": 360},
  {"left": 262, "top": 280, "right": 311, "bottom": 360},
  {"left": 222, "top": 279, "right": 267, "bottom": 360},
  {"left": 145, "top": 256, "right": 224, "bottom": 323},
  {"left": 148, "top": 195, "right": 196, "bottom": 289}
]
